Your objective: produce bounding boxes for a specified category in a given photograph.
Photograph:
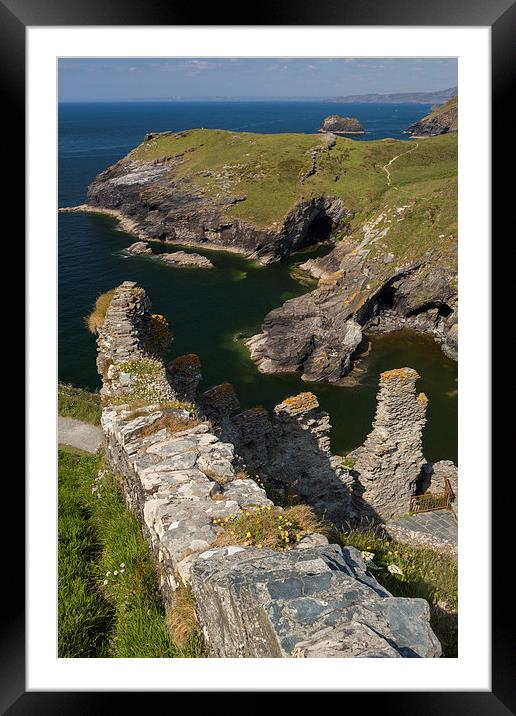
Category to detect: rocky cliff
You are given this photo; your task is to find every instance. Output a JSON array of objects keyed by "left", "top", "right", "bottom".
[
  {"left": 85, "top": 129, "right": 358, "bottom": 264},
  {"left": 406, "top": 96, "right": 458, "bottom": 137},
  {"left": 96, "top": 282, "right": 442, "bottom": 658},
  {"left": 83, "top": 128, "right": 456, "bottom": 270},
  {"left": 248, "top": 220, "right": 457, "bottom": 382}
]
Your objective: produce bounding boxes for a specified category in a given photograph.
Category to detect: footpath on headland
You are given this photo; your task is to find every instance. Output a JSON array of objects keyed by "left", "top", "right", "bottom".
[{"left": 58, "top": 416, "right": 103, "bottom": 453}]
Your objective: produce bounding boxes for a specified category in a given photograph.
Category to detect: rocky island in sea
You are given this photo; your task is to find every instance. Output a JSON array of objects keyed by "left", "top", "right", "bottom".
[{"left": 319, "top": 114, "right": 365, "bottom": 134}]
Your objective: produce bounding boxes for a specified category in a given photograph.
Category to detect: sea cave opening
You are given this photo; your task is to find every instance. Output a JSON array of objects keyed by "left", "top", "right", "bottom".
[
  {"left": 299, "top": 212, "right": 334, "bottom": 251},
  {"left": 406, "top": 301, "right": 453, "bottom": 319},
  {"left": 377, "top": 284, "right": 398, "bottom": 311}
]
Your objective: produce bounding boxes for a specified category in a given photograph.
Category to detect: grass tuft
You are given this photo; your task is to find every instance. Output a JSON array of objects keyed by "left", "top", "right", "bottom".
[
  {"left": 166, "top": 585, "right": 203, "bottom": 652},
  {"left": 213, "top": 504, "right": 327, "bottom": 550},
  {"left": 85, "top": 289, "right": 116, "bottom": 334},
  {"left": 58, "top": 383, "right": 102, "bottom": 425}
]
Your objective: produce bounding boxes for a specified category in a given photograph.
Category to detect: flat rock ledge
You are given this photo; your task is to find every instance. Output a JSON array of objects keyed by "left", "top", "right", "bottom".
[
  {"left": 97, "top": 282, "right": 442, "bottom": 658},
  {"left": 160, "top": 251, "right": 214, "bottom": 268},
  {"left": 192, "top": 543, "right": 441, "bottom": 658},
  {"left": 127, "top": 241, "right": 152, "bottom": 255}
]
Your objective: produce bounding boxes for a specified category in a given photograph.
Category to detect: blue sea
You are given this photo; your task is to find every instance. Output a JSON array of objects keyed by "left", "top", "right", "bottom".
[{"left": 58, "top": 101, "right": 458, "bottom": 462}]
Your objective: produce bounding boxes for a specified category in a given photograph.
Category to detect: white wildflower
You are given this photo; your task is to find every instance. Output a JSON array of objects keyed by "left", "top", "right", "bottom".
[
  {"left": 120, "top": 563, "right": 125, "bottom": 568},
  {"left": 113, "top": 570, "right": 118, "bottom": 576},
  {"left": 361, "top": 550, "right": 375, "bottom": 563},
  {"left": 387, "top": 564, "right": 404, "bottom": 576},
  {"left": 103, "top": 579, "right": 108, "bottom": 585}
]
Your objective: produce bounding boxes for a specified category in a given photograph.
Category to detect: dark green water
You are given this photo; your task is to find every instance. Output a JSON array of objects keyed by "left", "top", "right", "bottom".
[{"left": 59, "top": 211, "right": 457, "bottom": 463}]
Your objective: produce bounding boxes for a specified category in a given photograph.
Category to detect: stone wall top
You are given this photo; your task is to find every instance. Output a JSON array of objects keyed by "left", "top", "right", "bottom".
[
  {"left": 380, "top": 367, "right": 419, "bottom": 382},
  {"left": 275, "top": 391, "right": 319, "bottom": 416}
]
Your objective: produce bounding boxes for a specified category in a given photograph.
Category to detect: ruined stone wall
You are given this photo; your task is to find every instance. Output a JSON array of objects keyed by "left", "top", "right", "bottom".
[
  {"left": 96, "top": 282, "right": 442, "bottom": 658},
  {"left": 228, "top": 392, "right": 355, "bottom": 528}
]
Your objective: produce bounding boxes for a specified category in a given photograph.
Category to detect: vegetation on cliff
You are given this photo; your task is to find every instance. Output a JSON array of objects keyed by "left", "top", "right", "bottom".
[
  {"left": 213, "top": 504, "right": 326, "bottom": 550},
  {"left": 123, "top": 128, "right": 457, "bottom": 240},
  {"left": 85, "top": 289, "right": 116, "bottom": 334},
  {"left": 58, "top": 447, "right": 204, "bottom": 657}
]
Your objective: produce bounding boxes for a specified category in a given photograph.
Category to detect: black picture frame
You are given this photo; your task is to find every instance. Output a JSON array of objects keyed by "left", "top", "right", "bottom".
[{"left": 6, "top": 0, "right": 507, "bottom": 709}]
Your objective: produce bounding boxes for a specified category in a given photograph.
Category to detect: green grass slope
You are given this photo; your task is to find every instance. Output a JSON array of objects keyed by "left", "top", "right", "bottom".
[
  {"left": 58, "top": 447, "right": 204, "bottom": 657},
  {"left": 127, "top": 129, "right": 457, "bottom": 236}
]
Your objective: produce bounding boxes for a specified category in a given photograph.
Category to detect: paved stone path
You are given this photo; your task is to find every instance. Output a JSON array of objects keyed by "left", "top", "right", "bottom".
[
  {"left": 58, "top": 417, "right": 103, "bottom": 454},
  {"left": 391, "top": 509, "right": 457, "bottom": 545}
]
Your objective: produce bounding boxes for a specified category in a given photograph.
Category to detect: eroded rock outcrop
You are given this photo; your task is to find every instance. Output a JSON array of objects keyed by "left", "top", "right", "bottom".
[
  {"left": 192, "top": 544, "right": 441, "bottom": 658},
  {"left": 166, "top": 353, "right": 202, "bottom": 403},
  {"left": 96, "top": 282, "right": 442, "bottom": 658},
  {"left": 86, "top": 157, "right": 350, "bottom": 264},
  {"left": 406, "top": 96, "right": 458, "bottom": 137},
  {"left": 160, "top": 251, "right": 214, "bottom": 268},
  {"left": 248, "top": 227, "right": 457, "bottom": 382},
  {"left": 351, "top": 368, "right": 428, "bottom": 522},
  {"left": 127, "top": 241, "right": 152, "bottom": 255},
  {"left": 320, "top": 115, "right": 365, "bottom": 135}
]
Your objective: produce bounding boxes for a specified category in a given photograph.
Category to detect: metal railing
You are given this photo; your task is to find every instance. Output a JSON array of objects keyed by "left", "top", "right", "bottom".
[{"left": 409, "top": 478, "right": 455, "bottom": 514}]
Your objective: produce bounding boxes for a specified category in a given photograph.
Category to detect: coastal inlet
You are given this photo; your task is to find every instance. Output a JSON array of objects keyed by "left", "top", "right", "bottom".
[
  {"left": 58, "top": 100, "right": 457, "bottom": 463},
  {"left": 59, "top": 210, "right": 457, "bottom": 463}
]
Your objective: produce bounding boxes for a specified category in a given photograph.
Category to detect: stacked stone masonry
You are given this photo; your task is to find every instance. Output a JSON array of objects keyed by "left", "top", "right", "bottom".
[
  {"left": 351, "top": 368, "right": 428, "bottom": 522},
  {"left": 97, "top": 283, "right": 442, "bottom": 658}
]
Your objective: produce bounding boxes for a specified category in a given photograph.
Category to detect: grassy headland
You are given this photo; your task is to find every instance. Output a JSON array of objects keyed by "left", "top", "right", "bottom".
[
  {"left": 123, "top": 128, "right": 457, "bottom": 271},
  {"left": 130, "top": 130, "right": 457, "bottom": 216}
]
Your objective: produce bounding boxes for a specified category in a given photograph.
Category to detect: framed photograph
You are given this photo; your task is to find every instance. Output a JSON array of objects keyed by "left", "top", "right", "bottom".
[{"left": 6, "top": 0, "right": 506, "bottom": 707}]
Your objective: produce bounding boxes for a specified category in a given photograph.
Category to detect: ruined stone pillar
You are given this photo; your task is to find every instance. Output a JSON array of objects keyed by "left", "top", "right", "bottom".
[
  {"left": 200, "top": 383, "right": 240, "bottom": 426},
  {"left": 96, "top": 281, "right": 175, "bottom": 404},
  {"left": 353, "top": 367, "right": 428, "bottom": 522},
  {"left": 166, "top": 353, "right": 202, "bottom": 403},
  {"left": 96, "top": 281, "right": 151, "bottom": 378}
]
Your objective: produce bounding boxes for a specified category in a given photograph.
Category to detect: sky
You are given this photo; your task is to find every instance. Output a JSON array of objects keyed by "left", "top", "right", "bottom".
[{"left": 58, "top": 57, "right": 457, "bottom": 102}]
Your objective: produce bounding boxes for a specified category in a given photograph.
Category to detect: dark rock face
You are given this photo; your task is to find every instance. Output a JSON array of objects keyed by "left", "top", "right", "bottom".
[
  {"left": 227, "top": 392, "right": 356, "bottom": 527},
  {"left": 320, "top": 115, "right": 365, "bottom": 134},
  {"left": 248, "top": 235, "right": 457, "bottom": 382},
  {"left": 87, "top": 159, "right": 351, "bottom": 264},
  {"left": 191, "top": 544, "right": 441, "bottom": 658},
  {"left": 406, "top": 97, "right": 458, "bottom": 137}
]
